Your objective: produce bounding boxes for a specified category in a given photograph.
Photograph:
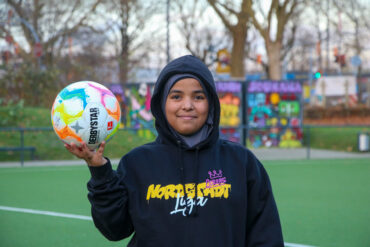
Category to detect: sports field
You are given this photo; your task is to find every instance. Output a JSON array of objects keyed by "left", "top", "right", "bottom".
[{"left": 0, "top": 158, "right": 369, "bottom": 247}]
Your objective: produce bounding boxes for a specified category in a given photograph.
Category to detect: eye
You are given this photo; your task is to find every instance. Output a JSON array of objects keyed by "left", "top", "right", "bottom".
[
  {"left": 195, "top": 94, "right": 206, "bottom": 100},
  {"left": 170, "top": 94, "right": 181, "bottom": 100}
]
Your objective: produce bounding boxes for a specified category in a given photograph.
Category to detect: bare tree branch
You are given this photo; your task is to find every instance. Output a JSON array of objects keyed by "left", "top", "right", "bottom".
[
  {"left": 268, "top": 0, "right": 279, "bottom": 34},
  {"left": 207, "top": 0, "right": 234, "bottom": 31},
  {"left": 7, "top": 0, "right": 35, "bottom": 45},
  {"left": 245, "top": 0, "right": 305, "bottom": 79},
  {"left": 217, "top": 1, "right": 238, "bottom": 16},
  {"left": 245, "top": 0, "right": 268, "bottom": 40},
  {"left": 281, "top": 22, "right": 297, "bottom": 60}
]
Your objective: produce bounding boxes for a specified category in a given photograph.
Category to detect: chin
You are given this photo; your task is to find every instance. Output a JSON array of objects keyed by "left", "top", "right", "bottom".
[
  {"left": 177, "top": 127, "right": 201, "bottom": 136},
  {"left": 177, "top": 130, "right": 192, "bottom": 136}
]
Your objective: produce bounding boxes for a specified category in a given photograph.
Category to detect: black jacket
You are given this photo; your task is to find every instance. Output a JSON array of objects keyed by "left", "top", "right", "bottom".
[{"left": 87, "top": 55, "right": 284, "bottom": 246}]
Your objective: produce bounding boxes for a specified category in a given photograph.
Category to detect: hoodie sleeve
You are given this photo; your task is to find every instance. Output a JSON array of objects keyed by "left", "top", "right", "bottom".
[
  {"left": 87, "top": 157, "right": 134, "bottom": 241},
  {"left": 245, "top": 151, "right": 284, "bottom": 247}
]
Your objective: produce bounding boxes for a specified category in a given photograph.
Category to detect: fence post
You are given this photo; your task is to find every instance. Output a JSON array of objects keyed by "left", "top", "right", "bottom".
[
  {"left": 306, "top": 125, "right": 311, "bottom": 160},
  {"left": 20, "top": 128, "right": 24, "bottom": 167},
  {"left": 242, "top": 81, "right": 247, "bottom": 147}
]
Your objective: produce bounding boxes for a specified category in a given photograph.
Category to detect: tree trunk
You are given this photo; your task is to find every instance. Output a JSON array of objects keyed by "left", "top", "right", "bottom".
[
  {"left": 355, "top": 20, "right": 362, "bottom": 104},
  {"left": 119, "top": 53, "right": 128, "bottom": 85},
  {"left": 266, "top": 41, "right": 282, "bottom": 80},
  {"left": 230, "top": 24, "right": 247, "bottom": 79},
  {"left": 119, "top": 25, "right": 129, "bottom": 89}
]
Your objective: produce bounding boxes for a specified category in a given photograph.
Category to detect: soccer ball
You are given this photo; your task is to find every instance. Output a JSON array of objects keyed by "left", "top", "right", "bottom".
[{"left": 51, "top": 81, "right": 121, "bottom": 150}]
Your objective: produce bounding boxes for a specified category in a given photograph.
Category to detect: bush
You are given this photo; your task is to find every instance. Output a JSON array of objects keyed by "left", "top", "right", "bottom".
[
  {"left": 0, "top": 63, "right": 61, "bottom": 107},
  {"left": 304, "top": 105, "right": 370, "bottom": 119},
  {"left": 0, "top": 98, "right": 24, "bottom": 127}
]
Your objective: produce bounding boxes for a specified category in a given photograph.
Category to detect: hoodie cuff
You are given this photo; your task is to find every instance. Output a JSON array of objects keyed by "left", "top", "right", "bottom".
[{"left": 88, "top": 158, "right": 115, "bottom": 183}]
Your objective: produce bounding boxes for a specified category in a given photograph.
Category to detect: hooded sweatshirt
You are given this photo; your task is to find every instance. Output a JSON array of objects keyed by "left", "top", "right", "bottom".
[{"left": 87, "top": 55, "right": 284, "bottom": 247}]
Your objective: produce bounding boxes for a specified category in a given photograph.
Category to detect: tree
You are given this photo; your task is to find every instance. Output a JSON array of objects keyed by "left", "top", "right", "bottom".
[
  {"left": 57, "top": 29, "right": 110, "bottom": 83},
  {"left": 0, "top": 63, "right": 60, "bottom": 106},
  {"left": 244, "top": 17, "right": 298, "bottom": 77},
  {"left": 331, "top": 0, "right": 370, "bottom": 103},
  {"left": 1, "top": 0, "right": 102, "bottom": 68},
  {"left": 289, "top": 27, "right": 316, "bottom": 71},
  {"left": 207, "top": 0, "right": 250, "bottom": 78},
  {"left": 244, "top": 27, "right": 270, "bottom": 74},
  {"left": 173, "top": 0, "right": 230, "bottom": 66},
  {"left": 245, "top": 0, "right": 305, "bottom": 80},
  {"left": 309, "top": 0, "right": 326, "bottom": 72},
  {"left": 99, "top": 0, "right": 159, "bottom": 87},
  {"left": 332, "top": 0, "right": 370, "bottom": 72}
]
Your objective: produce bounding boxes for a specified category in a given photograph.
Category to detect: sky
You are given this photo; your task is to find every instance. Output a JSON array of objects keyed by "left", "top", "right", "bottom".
[{"left": 1, "top": 0, "right": 370, "bottom": 72}]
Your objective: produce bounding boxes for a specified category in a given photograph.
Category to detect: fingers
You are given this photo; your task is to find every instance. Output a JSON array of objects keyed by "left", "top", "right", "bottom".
[
  {"left": 97, "top": 141, "right": 106, "bottom": 156},
  {"left": 64, "top": 141, "right": 107, "bottom": 166},
  {"left": 79, "top": 142, "right": 94, "bottom": 159},
  {"left": 64, "top": 143, "right": 77, "bottom": 154},
  {"left": 64, "top": 142, "right": 91, "bottom": 159}
]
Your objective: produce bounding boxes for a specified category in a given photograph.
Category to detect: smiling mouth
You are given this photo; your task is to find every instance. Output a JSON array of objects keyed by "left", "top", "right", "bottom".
[{"left": 178, "top": 116, "right": 197, "bottom": 120}]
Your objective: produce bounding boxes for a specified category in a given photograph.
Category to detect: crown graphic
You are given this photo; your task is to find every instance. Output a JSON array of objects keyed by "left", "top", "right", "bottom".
[{"left": 208, "top": 170, "right": 223, "bottom": 179}]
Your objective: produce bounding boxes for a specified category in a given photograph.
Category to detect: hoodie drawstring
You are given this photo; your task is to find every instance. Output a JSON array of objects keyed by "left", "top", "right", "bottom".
[
  {"left": 177, "top": 141, "right": 201, "bottom": 217},
  {"left": 191, "top": 146, "right": 200, "bottom": 217},
  {"left": 176, "top": 140, "right": 187, "bottom": 213},
  {"left": 177, "top": 140, "right": 185, "bottom": 188}
]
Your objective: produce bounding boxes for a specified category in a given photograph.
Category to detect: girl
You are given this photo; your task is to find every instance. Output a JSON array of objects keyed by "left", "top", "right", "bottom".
[{"left": 66, "top": 55, "right": 284, "bottom": 246}]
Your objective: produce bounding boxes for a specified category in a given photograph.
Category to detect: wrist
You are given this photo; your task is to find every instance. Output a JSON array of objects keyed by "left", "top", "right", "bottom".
[
  {"left": 88, "top": 158, "right": 114, "bottom": 182},
  {"left": 86, "top": 157, "right": 108, "bottom": 167}
]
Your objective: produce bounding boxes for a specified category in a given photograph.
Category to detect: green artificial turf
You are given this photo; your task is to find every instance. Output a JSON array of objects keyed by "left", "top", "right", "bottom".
[
  {"left": 0, "top": 211, "right": 127, "bottom": 247},
  {"left": 1, "top": 159, "right": 369, "bottom": 247},
  {"left": 264, "top": 158, "right": 370, "bottom": 247},
  {"left": 0, "top": 165, "right": 129, "bottom": 247}
]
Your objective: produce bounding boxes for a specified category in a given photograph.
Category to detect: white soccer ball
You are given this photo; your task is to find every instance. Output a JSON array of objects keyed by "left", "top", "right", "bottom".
[{"left": 51, "top": 81, "right": 121, "bottom": 149}]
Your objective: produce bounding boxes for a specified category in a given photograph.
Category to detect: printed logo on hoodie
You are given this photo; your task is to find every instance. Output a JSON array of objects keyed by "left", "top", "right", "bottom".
[{"left": 146, "top": 170, "right": 231, "bottom": 216}]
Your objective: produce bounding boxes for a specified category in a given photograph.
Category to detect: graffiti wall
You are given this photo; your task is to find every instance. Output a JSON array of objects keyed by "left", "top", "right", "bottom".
[
  {"left": 216, "top": 81, "right": 243, "bottom": 143},
  {"left": 112, "top": 81, "right": 244, "bottom": 143},
  {"left": 110, "top": 80, "right": 304, "bottom": 148},
  {"left": 110, "top": 83, "right": 156, "bottom": 140},
  {"left": 247, "top": 81, "right": 303, "bottom": 148}
]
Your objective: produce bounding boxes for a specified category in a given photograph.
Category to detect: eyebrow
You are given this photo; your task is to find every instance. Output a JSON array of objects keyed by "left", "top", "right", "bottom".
[{"left": 169, "top": 89, "right": 206, "bottom": 94}]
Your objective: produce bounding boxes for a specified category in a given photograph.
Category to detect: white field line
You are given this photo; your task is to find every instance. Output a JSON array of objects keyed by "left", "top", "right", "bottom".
[
  {"left": 0, "top": 205, "right": 317, "bottom": 247},
  {"left": 0, "top": 205, "right": 92, "bottom": 221},
  {"left": 0, "top": 167, "right": 85, "bottom": 173},
  {"left": 285, "top": 242, "right": 317, "bottom": 247}
]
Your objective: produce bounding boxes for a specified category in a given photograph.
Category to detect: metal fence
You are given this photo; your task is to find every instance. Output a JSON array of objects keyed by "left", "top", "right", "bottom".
[
  {"left": 0, "top": 125, "right": 369, "bottom": 166},
  {"left": 303, "top": 124, "right": 370, "bottom": 159}
]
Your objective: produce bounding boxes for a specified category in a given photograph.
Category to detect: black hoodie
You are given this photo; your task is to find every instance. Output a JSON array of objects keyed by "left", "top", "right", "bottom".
[{"left": 87, "top": 55, "right": 284, "bottom": 246}]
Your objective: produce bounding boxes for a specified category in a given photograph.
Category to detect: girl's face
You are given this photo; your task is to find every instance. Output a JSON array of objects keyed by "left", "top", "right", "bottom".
[{"left": 165, "top": 78, "right": 209, "bottom": 136}]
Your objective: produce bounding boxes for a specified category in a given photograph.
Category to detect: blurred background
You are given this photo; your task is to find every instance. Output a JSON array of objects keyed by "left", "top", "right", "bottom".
[
  {"left": 1, "top": 0, "right": 370, "bottom": 160},
  {"left": 0, "top": 1, "right": 370, "bottom": 247}
]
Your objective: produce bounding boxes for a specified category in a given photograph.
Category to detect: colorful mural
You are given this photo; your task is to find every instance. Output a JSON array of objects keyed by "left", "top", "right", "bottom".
[
  {"left": 247, "top": 81, "right": 303, "bottom": 148},
  {"left": 110, "top": 80, "right": 303, "bottom": 148},
  {"left": 216, "top": 81, "right": 243, "bottom": 143},
  {"left": 110, "top": 83, "right": 156, "bottom": 140}
]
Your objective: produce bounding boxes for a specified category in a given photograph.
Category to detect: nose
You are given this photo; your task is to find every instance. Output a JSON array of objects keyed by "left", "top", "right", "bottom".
[{"left": 182, "top": 98, "right": 194, "bottom": 110}]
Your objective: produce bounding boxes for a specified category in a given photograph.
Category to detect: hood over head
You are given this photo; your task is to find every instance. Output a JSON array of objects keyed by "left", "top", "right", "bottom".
[{"left": 151, "top": 55, "right": 220, "bottom": 149}]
